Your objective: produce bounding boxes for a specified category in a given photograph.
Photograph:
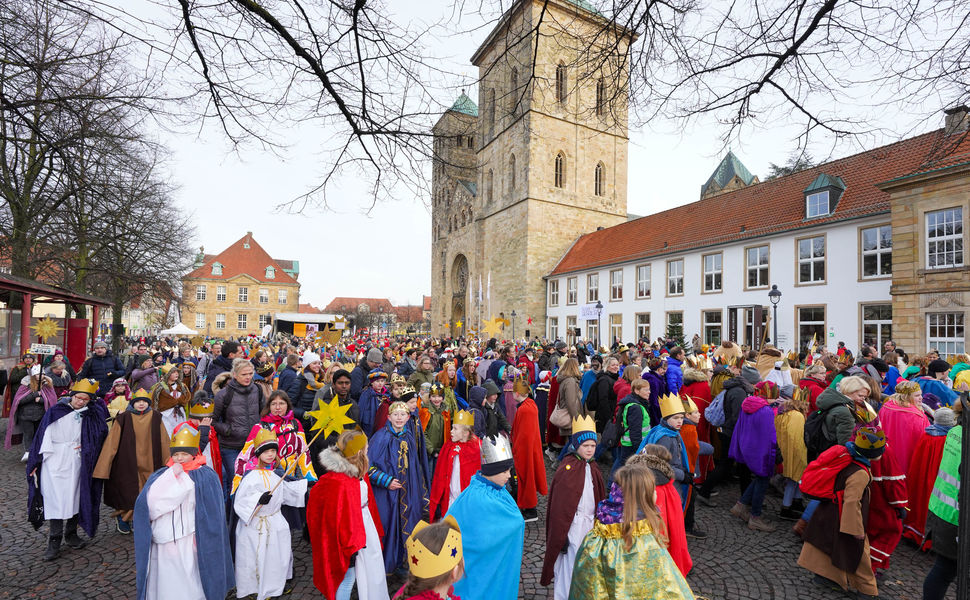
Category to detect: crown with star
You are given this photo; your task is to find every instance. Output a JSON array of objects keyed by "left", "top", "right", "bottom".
[{"left": 405, "top": 516, "right": 463, "bottom": 579}]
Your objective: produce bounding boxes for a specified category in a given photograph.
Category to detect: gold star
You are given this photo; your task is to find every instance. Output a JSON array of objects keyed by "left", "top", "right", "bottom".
[
  {"left": 305, "top": 396, "right": 356, "bottom": 440},
  {"left": 454, "top": 320, "right": 463, "bottom": 328},
  {"left": 32, "top": 317, "right": 62, "bottom": 342}
]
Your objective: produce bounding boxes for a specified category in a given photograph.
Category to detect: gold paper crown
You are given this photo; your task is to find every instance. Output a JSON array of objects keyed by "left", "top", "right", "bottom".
[
  {"left": 390, "top": 373, "right": 407, "bottom": 386},
  {"left": 389, "top": 401, "right": 409, "bottom": 414},
  {"left": 454, "top": 409, "right": 475, "bottom": 427},
  {"left": 131, "top": 389, "right": 152, "bottom": 403},
  {"left": 571, "top": 414, "right": 596, "bottom": 435},
  {"left": 406, "top": 516, "right": 463, "bottom": 579},
  {"left": 696, "top": 356, "right": 713, "bottom": 371},
  {"left": 341, "top": 430, "right": 368, "bottom": 458},
  {"left": 170, "top": 422, "right": 201, "bottom": 453},
  {"left": 894, "top": 380, "right": 921, "bottom": 396},
  {"left": 837, "top": 353, "right": 853, "bottom": 366},
  {"left": 512, "top": 375, "right": 531, "bottom": 396},
  {"left": 188, "top": 393, "right": 215, "bottom": 418},
  {"left": 787, "top": 350, "right": 799, "bottom": 363},
  {"left": 253, "top": 428, "right": 278, "bottom": 455},
  {"left": 791, "top": 387, "right": 811, "bottom": 406},
  {"left": 659, "top": 393, "right": 686, "bottom": 419},
  {"left": 429, "top": 382, "right": 445, "bottom": 396},
  {"left": 854, "top": 426, "right": 887, "bottom": 450},
  {"left": 71, "top": 378, "right": 99, "bottom": 396},
  {"left": 681, "top": 395, "right": 699, "bottom": 414},
  {"left": 159, "top": 362, "right": 177, "bottom": 376}
]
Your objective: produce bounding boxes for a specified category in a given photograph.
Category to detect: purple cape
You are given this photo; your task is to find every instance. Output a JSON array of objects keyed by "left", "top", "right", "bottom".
[
  {"left": 5, "top": 385, "right": 57, "bottom": 448},
  {"left": 26, "top": 399, "right": 109, "bottom": 536},
  {"left": 729, "top": 399, "right": 777, "bottom": 477}
]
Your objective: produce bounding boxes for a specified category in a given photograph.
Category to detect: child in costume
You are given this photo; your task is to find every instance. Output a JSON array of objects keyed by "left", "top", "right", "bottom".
[
  {"left": 26, "top": 378, "right": 109, "bottom": 561},
  {"left": 185, "top": 391, "right": 223, "bottom": 484},
  {"left": 775, "top": 386, "right": 809, "bottom": 521},
  {"left": 568, "top": 463, "right": 695, "bottom": 600},
  {"left": 446, "top": 434, "right": 525, "bottom": 600},
  {"left": 541, "top": 415, "right": 607, "bottom": 600},
  {"left": 94, "top": 389, "right": 170, "bottom": 534},
  {"left": 369, "top": 400, "right": 431, "bottom": 574},
  {"left": 360, "top": 369, "right": 388, "bottom": 437},
  {"left": 628, "top": 446, "right": 692, "bottom": 577},
  {"left": 638, "top": 393, "right": 691, "bottom": 506},
  {"left": 429, "top": 409, "right": 481, "bottom": 520},
  {"left": 232, "top": 429, "right": 308, "bottom": 600},
  {"left": 421, "top": 383, "right": 453, "bottom": 474},
  {"left": 678, "top": 395, "right": 713, "bottom": 538},
  {"left": 308, "top": 430, "right": 388, "bottom": 600},
  {"left": 728, "top": 380, "right": 780, "bottom": 532},
  {"left": 181, "top": 360, "right": 199, "bottom": 394},
  {"left": 104, "top": 377, "right": 132, "bottom": 422},
  {"left": 510, "top": 375, "right": 547, "bottom": 522},
  {"left": 134, "top": 422, "right": 234, "bottom": 600},
  {"left": 394, "top": 517, "right": 465, "bottom": 600},
  {"left": 375, "top": 374, "right": 408, "bottom": 432},
  {"left": 150, "top": 363, "right": 191, "bottom": 437}
]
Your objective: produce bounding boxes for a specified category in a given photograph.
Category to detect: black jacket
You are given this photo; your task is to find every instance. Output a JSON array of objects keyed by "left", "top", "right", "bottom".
[
  {"left": 721, "top": 376, "right": 755, "bottom": 438},
  {"left": 481, "top": 400, "right": 511, "bottom": 439},
  {"left": 588, "top": 370, "right": 619, "bottom": 432},
  {"left": 212, "top": 379, "right": 263, "bottom": 450},
  {"left": 77, "top": 351, "right": 126, "bottom": 396},
  {"left": 203, "top": 355, "right": 234, "bottom": 396}
]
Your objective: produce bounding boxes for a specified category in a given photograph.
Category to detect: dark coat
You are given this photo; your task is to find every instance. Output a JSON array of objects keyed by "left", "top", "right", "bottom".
[
  {"left": 540, "top": 454, "right": 606, "bottom": 585},
  {"left": 276, "top": 365, "right": 298, "bottom": 399},
  {"left": 203, "top": 355, "right": 234, "bottom": 396},
  {"left": 721, "top": 376, "right": 755, "bottom": 438},
  {"left": 641, "top": 370, "right": 667, "bottom": 427},
  {"left": 212, "top": 379, "right": 263, "bottom": 450},
  {"left": 616, "top": 393, "right": 650, "bottom": 450},
  {"left": 78, "top": 351, "right": 126, "bottom": 396},
  {"left": 350, "top": 358, "right": 370, "bottom": 401},
  {"left": 587, "top": 370, "right": 619, "bottom": 432}
]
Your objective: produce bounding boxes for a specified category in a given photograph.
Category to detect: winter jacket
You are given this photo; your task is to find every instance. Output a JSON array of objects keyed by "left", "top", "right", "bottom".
[
  {"left": 480, "top": 399, "right": 511, "bottom": 439},
  {"left": 728, "top": 396, "right": 778, "bottom": 477},
  {"left": 467, "top": 385, "right": 488, "bottom": 439},
  {"left": 721, "top": 376, "right": 756, "bottom": 439},
  {"left": 289, "top": 371, "right": 325, "bottom": 416},
  {"left": 43, "top": 366, "right": 73, "bottom": 395},
  {"left": 587, "top": 370, "right": 619, "bottom": 433},
  {"left": 665, "top": 357, "right": 685, "bottom": 395},
  {"left": 350, "top": 359, "right": 371, "bottom": 401},
  {"left": 77, "top": 351, "right": 126, "bottom": 396},
  {"left": 203, "top": 354, "right": 234, "bottom": 396},
  {"left": 130, "top": 367, "right": 158, "bottom": 393},
  {"left": 406, "top": 368, "right": 435, "bottom": 393},
  {"left": 212, "top": 378, "right": 263, "bottom": 450},
  {"left": 613, "top": 377, "right": 632, "bottom": 403},
  {"left": 641, "top": 370, "right": 667, "bottom": 427},
  {"left": 554, "top": 372, "right": 582, "bottom": 435},
  {"left": 580, "top": 369, "right": 598, "bottom": 404},
  {"left": 396, "top": 357, "right": 417, "bottom": 380},
  {"left": 537, "top": 352, "right": 556, "bottom": 374},
  {"left": 276, "top": 365, "right": 298, "bottom": 398},
  {"left": 815, "top": 387, "right": 857, "bottom": 446},
  {"left": 616, "top": 393, "right": 650, "bottom": 449},
  {"left": 798, "top": 377, "right": 827, "bottom": 412}
]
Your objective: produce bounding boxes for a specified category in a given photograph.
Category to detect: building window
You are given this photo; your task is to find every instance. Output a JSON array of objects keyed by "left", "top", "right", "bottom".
[
  {"left": 610, "top": 269, "right": 623, "bottom": 301},
  {"left": 195, "top": 285, "right": 206, "bottom": 301},
  {"left": 609, "top": 314, "right": 622, "bottom": 344},
  {"left": 703, "top": 253, "right": 722, "bottom": 292},
  {"left": 567, "top": 277, "right": 578, "bottom": 305},
  {"left": 926, "top": 207, "right": 964, "bottom": 269},
  {"left": 509, "top": 154, "right": 516, "bottom": 193},
  {"left": 455, "top": 135, "right": 462, "bottom": 147},
  {"left": 259, "top": 288, "right": 269, "bottom": 304},
  {"left": 586, "top": 319, "right": 599, "bottom": 344},
  {"left": 667, "top": 259, "right": 684, "bottom": 296},
  {"left": 278, "top": 289, "right": 288, "bottom": 305},
  {"left": 216, "top": 285, "right": 227, "bottom": 302},
  {"left": 595, "top": 78, "right": 606, "bottom": 116},
  {"left": 215, "top": 313, "right": 226, "bottom": 329},
  {"left": 861, "top": 224, "right": 893, "bottom": 278},
  {"left": 195, "top": 313, "right": 205, "bottom": 329},
  {"left": 862, "top": 304, "right": 892, "bottom": 350},
  {"left": 258, "top": 314, "right": 269, "bottom": 329},
  {"left": 927, "top": 312, "right": 965, "bottom": 355},
  {"left": 548, "top": 316, "right": 559, "bottom": 341},
  {"left": 237, "top": 313, "right": 248, "bottom": 330},
  {"left": 703, "top": 310, "right": 722, "bottom": 345},
  {"left": 636, "top": 313, "right": 650, "bottom": 341},
  {"left": 746, "top": 245, "right": 769, "bottom": 289},
  {"left": 797, "top": 235, "right": 826, "bottom": 284},
  {"left": 265, "top": 266, "right": 276, "bottom": 279},
  {"left": 487, "top": 88, "right": 495, "bottom": 137},
  {"left": 549, "top": 280, "right": 559, "bottom": 307},
  {"left": 487, "top": 169, "right": 494, "bottom": 204},
  {"left": 806, "top": 190, "right": 830, "bottom": 218},
  {"left": 797, "top": 306, "right": 826, "bottom": 351},
  {"left": 556, "top": 62, "right": 567, "bottom": 104},
  {"left": 554, "top": 152, "right": 565, "bottom": 188},
  {"left": 238, "top": 287, "right": 249, "bottom": 302},
  {"left": 467, "top": 136, "right": 474, "bottom": 149},
  {"left": 594, "top": 162, "right": 604, "bottom": 196},
  {"left": 566, "top": 316, "right": 577, "bottom": 342},
  {"left": 509, "top": 68, "right": 518, "bottom": 114},
  {"left": 211, "top": 262, "right": 223, "bottom": 276},
  {"left": 636, "top": 264, "right": 651, "bottom": 299},
  {"left": 587, "top": 273, "right": 599, "bottom": 302}
]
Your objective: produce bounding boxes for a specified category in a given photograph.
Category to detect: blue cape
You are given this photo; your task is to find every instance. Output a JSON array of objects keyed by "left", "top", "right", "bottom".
[
  {"left": 447, "top": 473, "right": 524, "bottom": 600},
  {"left": 26, "top": 399, "right": 108, "bottom": 536},
  {"left": 358, "top": 387, "right": 382, "bottom": 436},
  {"left": 133, "top": 464, "right": 234, "bottom": 600},
  {"left": 638, "top": 424, "right": 690, "bottom": 506},
  {"left": 916, "top": 378, "right": 958, "bottom": 406}
]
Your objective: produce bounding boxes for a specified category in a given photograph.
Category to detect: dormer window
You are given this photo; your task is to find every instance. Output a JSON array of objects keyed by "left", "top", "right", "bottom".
[
  {"left": 265, "top": 266, "right": 276, "bottom": 279},
  {"left": 211, "top": 262, "right": 223, "bottom": 276},
  {"left": 806, "top": 191, "right": 830, "bottom": 218},
  {"left": 803, "top": 173, "right": 845, "bottom": 219}
]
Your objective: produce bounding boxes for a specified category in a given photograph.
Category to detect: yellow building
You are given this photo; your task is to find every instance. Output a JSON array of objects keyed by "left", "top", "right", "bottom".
[{"left": 181, "top": 232, "right": 300, "bottom": 338}]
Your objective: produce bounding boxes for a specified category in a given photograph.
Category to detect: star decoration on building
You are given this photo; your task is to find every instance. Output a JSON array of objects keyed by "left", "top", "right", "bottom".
[
  {"left": 526, "top": 317, "right": 533, "bottom": 325},
  {"left": 454, "top": 320, "right": 463, "bottom": 328},
  {"left": 482, "top": 316, "right": 510, "bottom": 338},
  {"left": 305, "top": 397, "right": 355, "bottom": 440},
  {"left": 31, "top": 317, "right": 63, "bottom": 342}
]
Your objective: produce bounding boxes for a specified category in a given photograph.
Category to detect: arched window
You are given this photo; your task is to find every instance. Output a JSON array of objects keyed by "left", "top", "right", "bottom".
[
  {"left": 461, "top": 210, "right": 466, "bottom": 227},
  {"left": 487, "top": 88, "right": 496, "bottom": 137},
  {"left": 487, "top": 169, "right": 494, "bottom": 204},
  {"left": 555, "top": 62, "right": 567, "bottom": 105},
  {"left": 509, "top": 67, "right": 518, "bottom": 114},
  {"left": 554, "top": 153, "right": 565, "bottom": 189},
  {"left": 594, "top": 162, "right": 605, "bottom": 196},
  {"left": 509, "top": 154, "right": 516, "bottom": 193},
  {"left": 455, "top": 135, "right": 462, "bottom": 147},
  {"left": 596, "top": 78, "right": 606, "bottom": 116}
]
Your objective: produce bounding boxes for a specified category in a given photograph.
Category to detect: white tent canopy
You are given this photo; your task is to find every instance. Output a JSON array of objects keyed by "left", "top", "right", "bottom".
[{"left": 159, "top": 323, "right": 198, "bottom": 335}]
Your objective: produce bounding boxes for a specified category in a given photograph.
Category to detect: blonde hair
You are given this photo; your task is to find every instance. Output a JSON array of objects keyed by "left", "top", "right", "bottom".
[
  {"left": 837, "top": 375, "right": 870, "bottom": 398},
  {"left": 558, "top": 358, "right": 582, "bottom": 379},
  {"left": 613, "top": 464, "right": 667, "bottom": 551},
  {"left": 622, "top": 365, "right": 642, "bottom": 383},
  {"left": 631, "top": 378, "right": 650, "bottom": 393},
  {"left": 892, "top": 380, "right": 922, "bottom": 407}
]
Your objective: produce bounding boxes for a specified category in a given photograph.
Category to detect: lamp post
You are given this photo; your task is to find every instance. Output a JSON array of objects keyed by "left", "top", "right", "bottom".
[
  {"left": 768, "top": 284, "right": 782, "bottom": 348},
  {"left": 510, "top": 310, "right": 517, "bottom": 342},
  {"left": 957, "top": 390, "right": 970, "bottom": 600},
  {"left": 595, "top": 299, "right": 604, "bottom": 349}
]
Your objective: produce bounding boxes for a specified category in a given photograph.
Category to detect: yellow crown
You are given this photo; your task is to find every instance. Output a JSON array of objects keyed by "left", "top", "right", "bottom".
[
  {"left": 390, "top": 373, "right": 407, "bottom": 386},
  {"left": 659, "top": 393, "right": 686, "bottom": 419},
  {"left": 131, "top": 389, "right": 152, "bottom": 403},
  {"left": 696, "top": 356, "right": 713, "bottom": 371},
  {"left": 170, "top": 422, "right": 201, "bottom": 453},
  {"left": 512, "top": 376, "right": 531, "bottom": 396},
  {"left": 159, "top": 362, "right": 177, "bottom": 376},
  {"left": 681, "top": 395, "right": 699, "bottom": 414},
  {"left": 406, "top": 516, "right": 463, "bottom": 579},
  {"left": 188, "top": 394, "right": 215, "bottom": 419},
  {"left": 341, "top": 430, "right": 368, "bottom": 458},
  {"left": 71, "top": 378, "right": 99, "bottom": 396},
  {"left": 389, "top": 401, "right": 409, "bottom": 415},
  {"left": 571, "top": 414, "right": 596, "bottom": 435},
  {"left": 253, "top": 428, "right": 278, "bottom": 455},
  {"left": 454, "top": 409, "right": 475, "bottom": 427}
]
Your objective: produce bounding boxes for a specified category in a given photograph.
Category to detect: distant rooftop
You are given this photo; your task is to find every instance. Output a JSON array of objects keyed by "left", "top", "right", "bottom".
[
  {"left": 450, "top": 92, "right": 478, "bottom": 117},
  {"left": 701, "top": 151, "right": 757, "bottom": 198}
]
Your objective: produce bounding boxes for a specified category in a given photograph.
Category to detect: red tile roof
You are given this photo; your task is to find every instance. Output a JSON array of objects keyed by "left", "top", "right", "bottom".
[
  {"left": 392, "top": 305, "right": 424, "bottom": 323},
  {"left": 298, "top": 303, "right": 323, "bottom": 314},
  {"left": 324, "top": 297, "right": 396, "bottom": 314},
  {"left": 184, "top": 233, "right": 298, "bottom": 284},
  {"left": 550, "top": 128, "right": 970, "bottom": 276},
  {"left": 423, "top": 295, "right": 432, "bottom": 311}
]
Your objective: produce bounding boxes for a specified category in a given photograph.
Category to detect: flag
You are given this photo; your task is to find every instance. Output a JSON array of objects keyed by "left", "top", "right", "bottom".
[
  {"left": 808, "top": 332, "right": 817, "bottom": 354},
  {"left": 478, "top": 274, "right": 482, "bottom": 303},
  {"left": 487, "top": 271, "right": 491, "bottom": 317}
]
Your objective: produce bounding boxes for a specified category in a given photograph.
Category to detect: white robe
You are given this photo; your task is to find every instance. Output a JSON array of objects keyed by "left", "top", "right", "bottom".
[
  {"left": 39, "top": 407, "right": 85, "bottom": 519},
  {"left": 160, "top": 406, "right": 186, "bottom": 438},
  {"left": 233, "top": 469, "right": 308, "bottom": 600},
  {"left": 356, "top": 479, "right": 390, "bottom": 600},
  {"left": 448, "top": 453, "right": 462, "bottom": 508},
  {"left": 146, "top": 467, "right": 205, "bottom": 600},
  {"left": 553, "top": 463, "right": 595, "bottom": 600}
]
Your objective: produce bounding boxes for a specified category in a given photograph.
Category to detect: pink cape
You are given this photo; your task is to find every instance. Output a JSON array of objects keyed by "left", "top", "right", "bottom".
[
  {"left": 5, "top": 385, "right": 58, "bottom": 449},
  {"left": 878, "top": 401, "right": 930, "bottom": 473}
]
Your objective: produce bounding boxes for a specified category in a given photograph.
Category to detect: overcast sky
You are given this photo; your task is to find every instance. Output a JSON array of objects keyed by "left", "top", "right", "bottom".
[{"left": 157, "top": 0, "right": 945, "bottom": 309}]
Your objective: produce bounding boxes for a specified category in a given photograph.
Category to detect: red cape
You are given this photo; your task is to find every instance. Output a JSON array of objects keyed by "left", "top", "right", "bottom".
[
  {"left": 307, "top": 472, "right": 383, "bottom": 599},
  {"left": 205, "top": 428, "right": 223, "bottom": 485},
  {"left": 681, "top": 382, "right": 713, "bottom": 482},
  {"left": 429, "top": 436, "right": 482, "bottom": 520},
  {"left": 512, "top": 397, "right": 548, "bottom": 509},
  {"left": 867, "top": 443, "right": 908, "bottom": 571},
  {"left": 903, "top": 432, "right": 947, "bottom": 546},
  {"left": 656, "top": 479, "right": 692, "bottom": 576},
  {"left": 374, "top": 398, "right": 393, "bottom": 434}
]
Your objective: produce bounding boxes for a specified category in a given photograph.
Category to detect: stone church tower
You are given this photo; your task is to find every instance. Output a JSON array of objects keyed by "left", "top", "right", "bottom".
[{"left": 431, "top": 0, "right": 632, "bottom": 337}]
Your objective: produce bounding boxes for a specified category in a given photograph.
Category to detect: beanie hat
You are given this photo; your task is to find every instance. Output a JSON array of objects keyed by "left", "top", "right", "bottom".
[
  {"left": 93, "top": 340, "right": 108, "bottom": 349},
  {"left": 741, "top": 364, "right": 761, "bottom": 385},
  {"left": 933, "top": 407, "right": 957, "bottom": 428},
  {"left": 302, "top": 351, "right": 321, "bottom": 368},
  {"left": 482, "top": 380, "right": 501, "bottom": 397},
  {"left": 780, "top": 384, "right": 796, "bottom": 400},
  {"left": 928, "top": 359, "right": 951, "bottom": 375},
  {"left": 571, "top": 430, "right": 598, "bottom": 447},
  {"left": 367, "top": 347, "right": 384, "bottom": 364}
]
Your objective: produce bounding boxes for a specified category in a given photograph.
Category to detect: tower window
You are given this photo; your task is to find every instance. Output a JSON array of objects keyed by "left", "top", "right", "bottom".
[
  {"left": 556, "top": 63, "right": 567, "bottom": 105},
  {"left": 509, "top": 67, "right": 518, "bottom": 115},
  {"left": 487, "top": 169, "right": 494, "bottom": 204},
  {"left": 596, "top": 78, "right": 606, "bottom": 116},
  {"left": 455, "top": 135, "right": 462, "bottom": 147},
  {"left": 467, "top": 136, "right": 474, "bottom": 148},
  {"left": 487, "top": 88, "right": 495, "bottom": 137},
  {"left": 554, "top": 153, "right": 565, "bottom": 189},
  {"left": 594, "top": 162, "right": 605, "bottom": 196},
  {"left": 509, "top": 154, "right": 516, "bottom": 192}
]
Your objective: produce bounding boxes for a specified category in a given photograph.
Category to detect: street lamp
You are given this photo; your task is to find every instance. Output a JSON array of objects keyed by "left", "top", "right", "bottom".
[
  {"left": 510, "top": 310, "right": 517, "bottom": 342},
  {"left": 595, "top": 300, "right": 604, "bottom": 349},
  {"left": 768, "top": 284, "right": 782, "bottom": 348}
]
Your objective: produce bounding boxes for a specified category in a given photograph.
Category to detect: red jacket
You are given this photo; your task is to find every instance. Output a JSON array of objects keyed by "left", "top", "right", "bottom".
[{"left": 799, "top": 377, "right": 827, "bottom": 412}]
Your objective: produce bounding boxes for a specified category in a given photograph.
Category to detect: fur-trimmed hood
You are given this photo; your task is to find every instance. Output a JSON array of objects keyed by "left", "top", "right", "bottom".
[
  {"left": 683, "top": 367, "right": 710, "bottom": 384},
  {"left": 211, "top": 371, "right": 232, "bottom": 396},
  {"left": 318, "top": 446, "right": 359, "bottom": 477}
]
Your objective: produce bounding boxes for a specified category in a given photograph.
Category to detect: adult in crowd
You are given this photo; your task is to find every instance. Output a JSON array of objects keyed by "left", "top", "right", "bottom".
[
  {"left": 78, "top": 341, "right": 126, "bottom": 397},
  {"left": 195, "top": 341, "right": 221, "bottom": 381},
  {"left": 587, "top": 356, "right": 620, "bottom": 435},
  {"left": 351, "top": 347, "right": 384, "bottom": 401},
  {"left": 406, "top": 354, "right": 436, "bottom": 393},
  {"left": 203, "top": 341, "right": 242, "bottom": 396},
  {"left": 212, "top": 358, "right": 262, "bottom": 498}
]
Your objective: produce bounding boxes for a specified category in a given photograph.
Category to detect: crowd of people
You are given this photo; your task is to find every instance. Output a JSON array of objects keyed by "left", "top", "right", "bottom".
[{"left": 2, "top": 333, "right": 965, "bottom": 599}]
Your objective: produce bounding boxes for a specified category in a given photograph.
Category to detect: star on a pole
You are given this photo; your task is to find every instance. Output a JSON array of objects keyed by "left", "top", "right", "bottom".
[
  {"left": 305, "top": 396, "right": 355, "bottom": 440},
  {"left": 31, "top": 317, "right": 63, "bottom": 342}
]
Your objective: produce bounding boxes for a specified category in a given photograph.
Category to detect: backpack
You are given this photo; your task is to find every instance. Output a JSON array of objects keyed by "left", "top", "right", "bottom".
[
  {"left": 799, "top": 445, "right": 865, "bottom": 501},
  {"left": 600, "top": 401, "right": 627, "bottom": 450},
  {"left": 804, "top": 403, "right": 840, "bottom": 461},
  {"left": 705, "top": 390, "right": 727, "bottom": 427}
]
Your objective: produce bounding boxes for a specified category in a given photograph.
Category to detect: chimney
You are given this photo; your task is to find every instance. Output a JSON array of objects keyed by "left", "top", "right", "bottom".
[{"left": 944, "top": 105, "right": 969, "bottom": 135}]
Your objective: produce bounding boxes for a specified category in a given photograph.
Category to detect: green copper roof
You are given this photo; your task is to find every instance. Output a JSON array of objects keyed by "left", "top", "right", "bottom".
[
  {"left": 804, "top": 173, "right": 846, "bottom": 193},
  {"left": 565, "top": 0, "right": 603, "bottom": 16},
  {"left": 701, "top": 151, "right": 756, "bottom": 195},
  {"left": 449, "top": 93, "right": 478, "bottom": 117}
]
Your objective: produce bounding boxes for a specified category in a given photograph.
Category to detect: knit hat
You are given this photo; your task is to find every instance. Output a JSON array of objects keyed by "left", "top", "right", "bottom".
[
  {"left": 302, "top": 351, "right": 321, "bottom": 368},
  {"left": 570, "top": 415, "right": 597, "bottom": 447},
  {"left": 933, "top": 407, "right": 957, "bottom": 428},
  {"left": 366, "top": 347, "right": 383, "bottom": 364},
  {"left": 482, "top": 380, "right": 501, "bottom": 397},
  {"left": 780, "top": 384, "right": 796, "bottom": 400},
  {"left": 368, "top": 368, "right": 387, "bottom": 382},
  {"left": 93, "top": 340, "right": 108, "bottom": 349},
  {"left": 928, "top": 359, "right": 952, "bottom": 375},
  {"left": 741, "top": 364, "right": 761, "bottom": 385}
]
